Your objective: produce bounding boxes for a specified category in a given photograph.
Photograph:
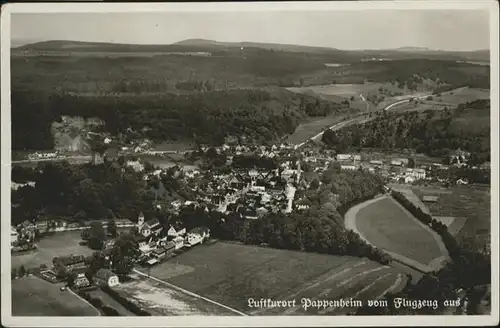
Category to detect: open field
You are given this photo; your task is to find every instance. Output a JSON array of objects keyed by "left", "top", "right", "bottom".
[
  {"left": 113, "top": 273, "right": 239, "bottom": 316},
  {"left": 412, "top": 185, "right": 491, "bottom": 249},
  {"left": 11, "top": 231, "right": 94, "bottom": 268},
  {"left": 12, "top": 276, "right": 98, "bottom": 316},
  {"left": 287, "top": 82, "right": 411, "bottom": 112},
  {"left": 433, "top": 217, "right": 468, "bottom": 235},
  {"left": 354, "top": 197, "right": 446, "bottom": 267},
  {"left": 394, "top": 87, "right": 489, "bottom": 112},
  {"left": 138, "top": 242, "right": 408, "bottom": 315},
  {"left": 286, "top": 114, "right": 351, "bottom": 144}
]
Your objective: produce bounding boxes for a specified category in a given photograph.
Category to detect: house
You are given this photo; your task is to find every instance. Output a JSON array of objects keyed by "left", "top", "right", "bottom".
[
  {"left": 391, "top": 160, "right": 403, "bottom": 167},
  {"left": 11, "top": 227, "right": 18, "bottom": 246},
  {"left": 185, "top": 227, "right": 210, "bottom": 247},
  {"left": 167, "top": 225, "right": 187, "bottom": 238},
  {"left": 370, "top": 160, "right": 384, "bottom": 166},
  {"left": 353, "top": 155, "right": 362, "bottom": 161},
  {"left": 93, "top": 269, "right": 120, "bottom": 287},
  {"left": 340, "top": 165, "right": 357, "bottom": 171},
  {"left": 406, "top": 168, "right": 426, "bottom": 180},
  {"left": 243, "top": 210, "right": 259, "bottom": 220},
  {"left": 422, "top": 195, "right": 439, "bottom": 203},
  {"left": 126, "top": 160, "right": 144, "bottom": 172},
  {"left": 74, "top": 273, "right": 91, "bottom": 288},
  {"left": 337, "top": 154, "right": 353, "bottom": 161},
  {"left": 404, "top": 176, "right": 415, "bottom": 184},
  {"left": 59, "top": 255, "right": 87, "bottom": 271},
  {"left": 140, "top": 218, "right": 163, "bottom": 237},
  {"left": 103, "top": 239, "right": 115, "bottom": 250},
  {"left": 135, "top": 235, "right": 155, "bottom": 255}
]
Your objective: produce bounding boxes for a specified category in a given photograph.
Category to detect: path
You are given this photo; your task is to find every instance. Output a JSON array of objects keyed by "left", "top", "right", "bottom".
[
  {"left": 344, "top": 195, "right": 449, "bottom": 273},
  {"left": 132, "top": 269, "right": 248, "bottom": 316},
  {"left": 295, "top": 93, "right": 432, "bottom": 149}
]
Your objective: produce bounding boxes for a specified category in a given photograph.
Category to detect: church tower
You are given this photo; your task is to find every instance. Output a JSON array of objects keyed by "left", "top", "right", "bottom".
[{"left": 137, "top": 212, "right": 145, "bottom": 230}]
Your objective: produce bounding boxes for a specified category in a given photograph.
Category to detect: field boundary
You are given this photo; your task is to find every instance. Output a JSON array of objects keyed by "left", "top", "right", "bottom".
[
  {"left": 132, "top": 269, "right": 248, "bottom": 316},
  {"left": 68, "top": 287, "right": 101, "bottom": 316},
  {"left": 387, "top": 196, "right": 451, "bottom": 269}
]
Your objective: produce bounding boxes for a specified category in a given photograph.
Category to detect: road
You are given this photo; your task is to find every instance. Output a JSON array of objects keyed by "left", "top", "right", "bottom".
[
  {"left": 12, "top": 155, "right": 91, "bottom": 164},
  {"left": 295, "top": 93, "right": 431, "bottom": 149}
]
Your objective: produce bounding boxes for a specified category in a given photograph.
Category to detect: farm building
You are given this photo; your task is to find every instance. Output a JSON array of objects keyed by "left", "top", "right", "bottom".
[
  {"left": 74, "top": 273, "right": 91, "bottom": 288},
  {"left": 185, "top": 227, "right": 210, "bottom": 247},
  {"left": 422, "top": 195, "right": 439, "bottom": 203},
  {"left": 370, "top": 160, "right": 384, "bottom": 166},
  {"left": 341, "top": 165, "right": 357, "bottom": 171},
  {"left": 58, "top": 255, "right": 87, "bottom": 271},
  {"left": 337, "top": 154, "right": 353, "bottom": 161},
  {"left": 94, "top": 269, "right": 119, "bottom": 287}
]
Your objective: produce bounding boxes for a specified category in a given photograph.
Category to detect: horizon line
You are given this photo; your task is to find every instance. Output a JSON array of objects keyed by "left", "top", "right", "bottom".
[{"left": 10, "top": 38, "right": 490, "bottom": 53}]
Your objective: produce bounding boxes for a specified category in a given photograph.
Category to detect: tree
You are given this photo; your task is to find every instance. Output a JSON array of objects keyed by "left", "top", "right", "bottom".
[
  {"left": 107, "top": 219, "right": 118, "bottom": 238},
  {"left": 18, "top": 265, "right": 26, "bottom": 277},
  {"left": 408, "top": 158, "right": 416, "bottom": 168},
  {"left": 66, "top": 272, "right": 77, "bottom": 288},
  {"left": 88, "top": 222, "right": 106, "bottom": 250}
]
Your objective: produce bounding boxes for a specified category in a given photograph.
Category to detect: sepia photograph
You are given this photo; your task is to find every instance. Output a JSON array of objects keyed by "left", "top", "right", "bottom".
[{"left": 1, "top": 1, "right": 498, "bottom": 327}]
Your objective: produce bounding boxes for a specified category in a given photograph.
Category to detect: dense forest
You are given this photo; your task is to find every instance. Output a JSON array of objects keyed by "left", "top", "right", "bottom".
[
  {"left": 11, "top": 88, "right": 351, "bottom": 151},
  {"left": 11, "top": 161, "right": 154, "bottom": 226},
  {"left": 322, "top": 99, "right": 490, "bottom": 162}
]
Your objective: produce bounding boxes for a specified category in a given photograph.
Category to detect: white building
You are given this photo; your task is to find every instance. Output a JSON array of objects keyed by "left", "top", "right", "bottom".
[
  {"left": 340, "top": 165, "right": 357, "bottom": 171},
  {"left": 337, "top": 154, "right": 353, "bottom": 161},
  {"left": 11, "top": 227, "right": 18, "bottom": 246},
  {"left": 94, "top": 269, "right": 119, "bottom": 287},
  {"left": 406, "top": 168, "right": 426, "bottom": 180}
]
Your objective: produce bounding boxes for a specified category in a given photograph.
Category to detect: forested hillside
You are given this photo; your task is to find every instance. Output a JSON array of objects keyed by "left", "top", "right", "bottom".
[
  {"left": 322, "top": 99, "right": 490, "bottom": 163},
  {"left": 12, "top": 88, "right": 351, "bottom": 150}
]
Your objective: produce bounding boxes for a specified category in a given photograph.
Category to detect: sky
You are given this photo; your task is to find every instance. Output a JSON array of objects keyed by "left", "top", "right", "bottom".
[{"left": 11, "top": 10, "right": 490, "bottom": 51}]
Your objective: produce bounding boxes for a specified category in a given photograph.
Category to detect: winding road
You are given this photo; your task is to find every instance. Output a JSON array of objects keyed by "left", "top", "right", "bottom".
[{"left": 295, "top": 93, "right": 431, "bottom": 149}]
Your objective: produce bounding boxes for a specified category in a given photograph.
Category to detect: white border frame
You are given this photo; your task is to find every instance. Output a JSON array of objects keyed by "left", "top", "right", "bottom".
[{"left": 1, "top": 1, "right": 498, "bottom": 327}]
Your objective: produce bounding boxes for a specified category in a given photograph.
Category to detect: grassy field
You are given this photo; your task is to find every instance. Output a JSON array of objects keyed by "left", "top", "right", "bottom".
[
  {"left": 286, "top": 114, "right": 350, "bottom": 144},
  {"left": 11, "top": 276, "right": 98, "bottom": 316},
  {"left": 287, "top": 82, "right": 411, "bottom": 113},
  {"left": 11, "top": 231, "right": 94, "bottom": 269},
  {"left": 412, "top": 185, "right": 491, "bottom": 249},
  {"left": 355, "top": 197, "right": 444, "bottom": 266},
  {"left": 113, "top": 273, "right": 238, "bottom": 316},
  {"left": 138, "top": 242, "right": 408, "bottom": 315},
  {"left": 395, "top": 87, "right": 489, "bottom": 113}
]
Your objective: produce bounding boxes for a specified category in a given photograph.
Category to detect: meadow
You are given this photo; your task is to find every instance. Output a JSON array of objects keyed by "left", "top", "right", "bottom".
[
  {"left": 11, "top": 276, "right": 98, "bottom": 316},
  {"left": 412, "top": 185, "right": 491, "bottom": 250},
  {"left": 11, "top": 231, "right": 94, "bottom": 269},
  {"left": 354, "top": 197, "right": 445, "bottom": 267},
  {"left": 138, "top": 242, "right": 408, "bottom": 315}
]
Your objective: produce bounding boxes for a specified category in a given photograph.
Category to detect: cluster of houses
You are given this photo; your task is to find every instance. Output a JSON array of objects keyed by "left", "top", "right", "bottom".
[
  {"left": 39, "top": 253, "right": 120, "bottom": 289},
  {"left": 10, "top": 220, "right": 36, "bottom": 251},
  {"left": 133, "top": 213, "right": 211, "bottom": 266},
  {"left": 27, "top": 151, "right": 59, "bottom": 160}
]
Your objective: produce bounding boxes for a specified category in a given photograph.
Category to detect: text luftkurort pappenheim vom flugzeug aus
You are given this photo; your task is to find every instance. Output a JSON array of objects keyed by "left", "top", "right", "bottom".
[{"left": 247, "top": 297, "right": 463, "bottom": 312}]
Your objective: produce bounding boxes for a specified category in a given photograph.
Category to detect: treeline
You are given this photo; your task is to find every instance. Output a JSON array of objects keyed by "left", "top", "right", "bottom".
[
  {"left": 322, "top": 101, "right": 490, "bottom": 162},
  {"left": 232, "top": 155, "right": 278, "bottom": 170},
  {"left": 299, "top": 96, "right": 351, "bottom": 117},
  {"left": 356, "top": 191, "right": 490, "bottom": 315},
  {"left": 10, "top": 161, "right": 154, "bottom": 226},
  {"left": 12, "top": 88, "right": 317, "bottom": 150}
]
